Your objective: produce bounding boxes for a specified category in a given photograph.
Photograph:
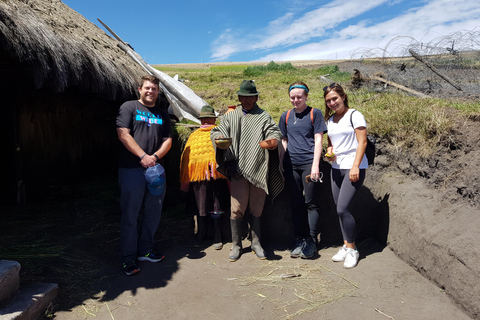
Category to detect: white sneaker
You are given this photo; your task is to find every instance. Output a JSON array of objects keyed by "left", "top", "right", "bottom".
[
  {"left": 332, "top": 245, "right": 348, "bottom": 262},
  {"left": 343, "top": 248, "right": 360, "bottom": 268}
]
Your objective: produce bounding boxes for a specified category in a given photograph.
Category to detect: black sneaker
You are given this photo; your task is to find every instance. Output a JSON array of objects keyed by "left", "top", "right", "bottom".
[
  {"left": 137, "top": 252, "right": 165, "bottom": 263},
  {"left": 290, "top": 238, "right": 304, "bottom": 258},
  {"left": 300, "top": 239, "right": 316, "bottom": 259},
  {"left": 123, "top": 262, "right": 140, "bottom": 276}
]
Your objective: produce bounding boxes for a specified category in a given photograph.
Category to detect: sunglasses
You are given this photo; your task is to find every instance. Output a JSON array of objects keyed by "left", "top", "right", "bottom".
[{"left": 323, "top": 83, "right": 337, "bottom": 91}]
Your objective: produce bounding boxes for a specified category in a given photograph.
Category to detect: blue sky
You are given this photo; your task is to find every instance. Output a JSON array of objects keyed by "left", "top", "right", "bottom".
[{"left": 63, "top": 0, "right": 480, "bottom": 65}]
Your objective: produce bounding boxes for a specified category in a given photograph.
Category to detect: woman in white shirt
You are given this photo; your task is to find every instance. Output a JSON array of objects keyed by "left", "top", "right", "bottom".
[{"left": 323, "top": 83, "right": 368, "bottom": 268}]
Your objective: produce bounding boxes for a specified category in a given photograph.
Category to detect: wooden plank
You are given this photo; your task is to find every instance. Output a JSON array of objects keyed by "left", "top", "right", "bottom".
[{"left": 372, "top": 76, "right": 429, "bottom": 98}]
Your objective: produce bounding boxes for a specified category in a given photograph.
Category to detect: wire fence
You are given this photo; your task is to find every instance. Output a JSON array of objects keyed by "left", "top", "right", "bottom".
[{"left": 348, "top": 29, "right": 480, "bottom": 99}]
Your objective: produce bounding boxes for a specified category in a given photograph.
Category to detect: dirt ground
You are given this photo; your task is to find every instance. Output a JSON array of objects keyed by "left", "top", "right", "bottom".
[
  {"left": 1, "top": 161, "right": 476, "bottom": 320},
  {"left": 53, "top": 238, "right": 472, "bottom": 320},
  {"left": 2, "top": 130, "right": 477, "bottom": 320},
  {"left": 1, "top": 59, "right": 479, "bottom": 319}
]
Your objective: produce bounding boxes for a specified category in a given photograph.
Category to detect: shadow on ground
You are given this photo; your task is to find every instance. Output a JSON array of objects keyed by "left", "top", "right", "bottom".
[{"left": 0, "top": 166, "right": 388, "bottom": 316}]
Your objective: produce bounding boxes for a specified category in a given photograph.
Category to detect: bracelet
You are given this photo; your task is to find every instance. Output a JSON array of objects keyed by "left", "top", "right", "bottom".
[
  {"left": 153, "top": 154, "right": 159, "bottom": 160},
  {"left": 139, "top": 153, "right": 147, "bottom": 160}
]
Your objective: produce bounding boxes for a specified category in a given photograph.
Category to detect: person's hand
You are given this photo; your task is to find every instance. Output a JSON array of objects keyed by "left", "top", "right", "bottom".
[
  {"left": 140, "top": 155, "right": 157, "bottom": 168},
  {"left": 349, "top": 167, "right": 360, "bottom": 182},
  {"left": 310, "top": 167, "right": 321, "bottom": 181},
  {"left": 325, "top": 154, "right": 336, "bottom": 162},
  {"left": 325, "top": 146, "right": 336, "bottom": 162},
  {"left": 325, "top": 150, "right": 336, "bottom": 162}
]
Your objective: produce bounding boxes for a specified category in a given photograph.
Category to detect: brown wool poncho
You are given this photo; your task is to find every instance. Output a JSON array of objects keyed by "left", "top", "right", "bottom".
[{"left": 210, "top": 104, "right": 284, "bottom": 200}]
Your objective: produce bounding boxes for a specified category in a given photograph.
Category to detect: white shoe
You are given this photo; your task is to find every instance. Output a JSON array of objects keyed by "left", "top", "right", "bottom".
[
  {"left": 332, "top": 245, "right": 348, "bottom": 262},
  {"left": 343, "top": 248, "right": 360, "bottom": 268}
]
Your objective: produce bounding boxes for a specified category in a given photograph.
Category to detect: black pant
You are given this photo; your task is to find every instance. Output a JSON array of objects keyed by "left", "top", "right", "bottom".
[{"left": 284, "top": 161, "right": 321, "bottom": 240}]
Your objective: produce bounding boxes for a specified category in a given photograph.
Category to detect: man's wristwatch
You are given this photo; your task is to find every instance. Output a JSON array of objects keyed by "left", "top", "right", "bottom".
[{"left": 153, "top": 154, "right": 159, "bottom": 161}]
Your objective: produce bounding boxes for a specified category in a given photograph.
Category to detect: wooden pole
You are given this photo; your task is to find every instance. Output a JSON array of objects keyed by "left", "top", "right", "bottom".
[
  {"left": 98, "top": 19, "right": 206, "bottom": 122},
  {"left": 372, "top": 76, "right": 429, "bottom": 98},
  {"left": 409, "top": 49, "right": 462, "bottom": 91}
]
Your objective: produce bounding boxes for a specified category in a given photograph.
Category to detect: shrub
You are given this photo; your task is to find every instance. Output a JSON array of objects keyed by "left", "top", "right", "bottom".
[{"left": 243, "top": 61, "right": 297, "bottom": 77}]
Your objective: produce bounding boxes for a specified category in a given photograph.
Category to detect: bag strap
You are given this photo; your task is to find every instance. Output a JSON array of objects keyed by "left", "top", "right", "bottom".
[
  {"left": 349, "top": 109, "right": 356, "bottom": 128},
  {"left": 286, "top": 108, "right": 314, "bottom": 126},
  {"left": 286, "top": 109, "right": 292, "bottom": 126}
]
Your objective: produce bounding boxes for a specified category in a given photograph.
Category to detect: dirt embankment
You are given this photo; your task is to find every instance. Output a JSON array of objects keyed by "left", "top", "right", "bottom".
[{"left": 363, "top": 114, "right": 480, "bottom": 319}]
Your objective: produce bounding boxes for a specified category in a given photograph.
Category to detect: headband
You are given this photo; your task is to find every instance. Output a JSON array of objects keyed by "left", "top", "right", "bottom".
[{"left": 289, "top": 85, "right": 309, "bottom": 93}]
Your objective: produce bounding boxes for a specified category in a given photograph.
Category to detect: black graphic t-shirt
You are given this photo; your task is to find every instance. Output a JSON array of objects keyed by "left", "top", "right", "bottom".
[{"left": 116, "top": 100, "right": 171, "bottom": 168}]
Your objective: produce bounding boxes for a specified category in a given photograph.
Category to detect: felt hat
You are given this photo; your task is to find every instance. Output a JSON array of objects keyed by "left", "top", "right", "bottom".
[
  {"left": 198, "top": 105, "right": 217, "bottom": 118},
  {"left": 236, "top": 80, "right": 259, "bottom": 96},
  {"left": 144, "top": 164, "right": 166, "bottom": 196}
]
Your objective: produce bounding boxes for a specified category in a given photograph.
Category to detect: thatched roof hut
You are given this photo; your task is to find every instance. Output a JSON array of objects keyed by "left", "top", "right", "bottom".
[{"left": 0, "top": 0, "right": 152, "bottom": 203}]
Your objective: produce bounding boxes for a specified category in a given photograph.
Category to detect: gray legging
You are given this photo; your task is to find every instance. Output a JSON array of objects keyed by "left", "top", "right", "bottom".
[{"left": 330, "top": 168, "right": 365, "bottom": 243}]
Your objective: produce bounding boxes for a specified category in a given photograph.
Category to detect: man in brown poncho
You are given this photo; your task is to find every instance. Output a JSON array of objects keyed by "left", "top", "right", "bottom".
[{"left": 211, "top": 80, "right": 284, "bottom": 261}]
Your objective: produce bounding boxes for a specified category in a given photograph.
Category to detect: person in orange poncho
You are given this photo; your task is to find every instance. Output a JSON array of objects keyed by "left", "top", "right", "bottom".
[{"left": 180, "top": 105, "right": 230, "bottom": 249}]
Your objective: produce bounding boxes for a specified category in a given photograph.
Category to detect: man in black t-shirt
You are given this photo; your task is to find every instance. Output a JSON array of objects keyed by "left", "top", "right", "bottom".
[{"left": 116, "top": 75, "right": 172, "bottom": 275}]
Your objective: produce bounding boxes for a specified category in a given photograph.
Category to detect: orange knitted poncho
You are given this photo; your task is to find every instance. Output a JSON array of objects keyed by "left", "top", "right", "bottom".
[{"left": 179, "top": 125, "right": 226, "bottom": 184}]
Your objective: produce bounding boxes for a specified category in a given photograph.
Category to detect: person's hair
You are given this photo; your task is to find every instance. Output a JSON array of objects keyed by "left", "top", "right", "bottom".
[
  {"left": 139, "top": 75, "right": 160, "bottom": 89},
  {"left": 323, "top": 83, "right": 349, "bottom": 121},
  {"left": 288, "top": 81, "right": 309, "bottom": 97}
]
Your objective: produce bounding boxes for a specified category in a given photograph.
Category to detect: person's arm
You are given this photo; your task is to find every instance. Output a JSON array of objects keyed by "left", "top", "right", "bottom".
[
  {"left": 311, "top": 109, "right": 328, "bottom": 175},
  {"left": 116, "top": 128, "right": 172, "bottom": 168},
  {"left": 326, "top": 136, "right": 336, "bottom": 162},
  {"left": 117, "top": 127, "right": 149, "bottom": 164},
  {"left": 310, "top": 132, "right": 323, "bottom": 178},
  {"left": 148, "top": 111, "right": 173, "bottom": 167},
  {"left": 210, "top": 117, "right": 228, "bottom": 142},
  {"left": 276, "top": 111, "right": 288, "bottom": 158},
  {"left": 210, "top": 127, "right": 224, "bottom": 140},
  {"left": 279, "top": 137, "right": 288, "bottom": 172},
  {"left": 153, "top": 137, "right": 172, "bottom": 161},
  {"left": 349, "top": 127, "right": 367, "bottom": 182},
  {"left": 141, "top": 137, "right": 172, "bottom": 168},
  {"left": 280, "top": 137, "right": 288, "bottom": 157},
  {"left": 264, "top": 117, "right": 282, "bottom": 150}
]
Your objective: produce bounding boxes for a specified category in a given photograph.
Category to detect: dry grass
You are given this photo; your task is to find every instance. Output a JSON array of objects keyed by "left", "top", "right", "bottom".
[
  {"left": 225, "top": 256, "right": 359, "bottom": 319},
  {"left": 0, "top": 178, "right": 121, "bottom": 307},
  {"left": 352, "top": 91, "right": 455, "bottom": 156}
]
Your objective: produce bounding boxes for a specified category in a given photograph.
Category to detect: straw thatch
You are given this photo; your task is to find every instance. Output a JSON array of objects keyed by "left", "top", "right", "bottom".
[
  {"left": 0, "top": 0, "right": 145, "bottom": 99},
  {"left": 0, "top": 0, "right": 158, "bottom": 204}
]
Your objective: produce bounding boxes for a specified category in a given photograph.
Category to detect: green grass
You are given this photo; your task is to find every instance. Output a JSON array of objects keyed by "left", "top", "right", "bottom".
[
  {"left": 352, "top": 92, "right": 453, "bottom": 154},
  {"left": 243, "top": 61, "right": 297, "bottom": 77},
  {"left": 211, "top": 65, "right": 250, "bottom": 72},
  {"left": 154, "top": 62, "right": 480, "bottom": 156},
  {"left": 449, "top": 100, "right": 480, "bottom": 114}
]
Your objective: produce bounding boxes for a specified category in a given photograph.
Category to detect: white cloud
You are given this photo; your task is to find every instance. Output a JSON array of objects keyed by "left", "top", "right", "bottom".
[
  {"left": 211, "top": 0, "right": 387, "bottom": 60},
  {"left": 211, "top": 29, "right": 241, "bottom": 60},
  {"left": 211, "top": 0, "right": 480, "bottom": 62}
]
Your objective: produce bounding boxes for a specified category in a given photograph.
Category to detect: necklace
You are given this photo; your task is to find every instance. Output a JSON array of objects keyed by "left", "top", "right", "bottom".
[{"left": 293, "top": 105, "right": 308, "bottom": 124}]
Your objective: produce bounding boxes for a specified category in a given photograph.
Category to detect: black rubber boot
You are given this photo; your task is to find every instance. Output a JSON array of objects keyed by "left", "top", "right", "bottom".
[
  {"left": 213, "top": 216, "right": 223, "bottom": 250},
  {"left": 229, "top": 218, "right": 243, "bottom": 261},
  {"left": 250, "top": 216, "right": 266, "bottom": 260},
  {"left": 193, "top": 215, "right": 207, "bottom": 247}
]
